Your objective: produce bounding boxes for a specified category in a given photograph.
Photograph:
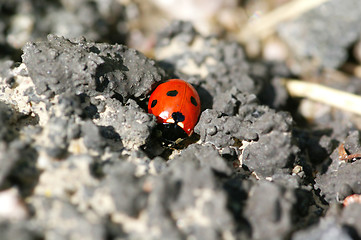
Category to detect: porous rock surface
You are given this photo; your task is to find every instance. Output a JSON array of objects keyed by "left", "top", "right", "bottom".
[
  {"left": 0, "top": 21, "right": 360, "bottom": 240},
  {"left": 278, "top": 0, "right": 361, "bottom": 68}
]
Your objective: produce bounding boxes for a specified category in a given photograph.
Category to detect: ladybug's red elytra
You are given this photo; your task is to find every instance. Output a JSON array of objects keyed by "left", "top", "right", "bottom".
[{"left": 148, "top": 79, "right": 201, "bottom": 142}]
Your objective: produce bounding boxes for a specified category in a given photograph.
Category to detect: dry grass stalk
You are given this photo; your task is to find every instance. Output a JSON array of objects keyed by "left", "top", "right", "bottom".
[
  {"left": 283, "top": 78, "right": 361, "bottom": 116},
  {"left": 239, "top": 0, "right": 330, "bottom": 42}
]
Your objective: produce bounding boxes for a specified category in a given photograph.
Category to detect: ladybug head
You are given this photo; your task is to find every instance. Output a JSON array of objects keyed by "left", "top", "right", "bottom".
[
  {"left": 159, "top": 111, "right": 188, "bottom": 143},
  {"left": 171, "top": 112, "right": 185, "bottom": 124}
]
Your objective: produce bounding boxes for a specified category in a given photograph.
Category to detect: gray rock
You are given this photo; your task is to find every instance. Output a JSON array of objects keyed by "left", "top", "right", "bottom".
[
  {"left": 278, "top": 0, "right": 361, "bottom": 68},
  {"left": 22, "top": 35, "right": 165, "bottom": 100}
]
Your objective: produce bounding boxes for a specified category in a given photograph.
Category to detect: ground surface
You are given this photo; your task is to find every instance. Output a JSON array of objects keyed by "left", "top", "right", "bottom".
[{"left": 1, "top": 0, "right": 361, "bottom": 239}]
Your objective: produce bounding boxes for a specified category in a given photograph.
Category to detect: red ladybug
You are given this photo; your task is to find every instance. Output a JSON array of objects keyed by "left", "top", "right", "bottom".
[{"left": 148, "top": 79, "right": 201, "bottom": 141}]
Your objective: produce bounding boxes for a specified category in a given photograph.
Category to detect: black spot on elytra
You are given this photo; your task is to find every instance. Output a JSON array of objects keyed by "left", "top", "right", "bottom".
[
  {"left": 167, "top": 90, "right": 178, "bottom": 97},
  {"left": 172, "top": 112, "right": 185, "bottom": 123},
  {"left": 190, "top": 96, "right": 197, "bottom": 107},
  {"left": 151, "top": 99, "right": 157, "bottom": 108}
]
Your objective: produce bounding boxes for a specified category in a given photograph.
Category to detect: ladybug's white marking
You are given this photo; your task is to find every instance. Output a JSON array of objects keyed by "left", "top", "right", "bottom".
[
  {"left": 166, "top": 118, "right": 175, "bottom": 123},
  {"left": 159, "top": 111, "right": 169, "bottom": 120}
]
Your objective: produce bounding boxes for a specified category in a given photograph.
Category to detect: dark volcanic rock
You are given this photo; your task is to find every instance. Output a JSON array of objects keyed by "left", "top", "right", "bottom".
[
  {"left": 22, "top": 35, "right": 165, "bottom": 100},
  {"left": 244, "top": 181, "right": 296, "bottom": 240},
  {"left": 278, "top": 0, "right": 361, "bottom": 68},
  {"left": 1, "top": 13, "right": 360, "bottom": 240},
  {"left": 147, "top": 156, "right": 236, "bottom": 240},
  {"left": 170, "top": 143, "right": 232, "bottom": 175},
  {"left": 0, "top": 220, "right": 42, "bottom": 240},
  {"left": 315, "top": 131, "right": 361, "bottom": 203},
  {"left": 340, "top": 203, "right": 361, "bottom": 238},
  {"left": 31, "top": 196, "right": 105, "bottom": 240},
  {"left": 98, "top": 161, "right": 148, "bottom": 217},
  {"left": 94, "top": 98, "right": 156, "bottom": 149},
  {"left": 292, "top": 219, "right": 354, "bottom": 240},
  {"left": 156, "top": 21, "right": 261, "bottom": 97},
  {"left": 242, "top": 131, "right": 296, "bottom": 177},
  {"left": 315, "top": 161, "right": 361, "bottom": 203}
]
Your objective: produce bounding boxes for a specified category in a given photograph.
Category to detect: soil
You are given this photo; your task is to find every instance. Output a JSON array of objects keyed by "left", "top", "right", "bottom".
[{"left": 1, "top": 0, "right": 361, "bottom": 239}]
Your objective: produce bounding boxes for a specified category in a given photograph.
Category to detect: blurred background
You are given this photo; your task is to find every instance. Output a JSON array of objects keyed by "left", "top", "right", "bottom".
[
  {"left": 2, "top": 0, "right": 361, "bottom": 96},
  {"left": 0, "top": 0, "right": 326, "bottom": 61}
]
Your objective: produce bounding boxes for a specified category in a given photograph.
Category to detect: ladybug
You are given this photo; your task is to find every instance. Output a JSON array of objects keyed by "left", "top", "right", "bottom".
[{"left": 148, "top": 79, "right": 201, "bottom": 143}]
